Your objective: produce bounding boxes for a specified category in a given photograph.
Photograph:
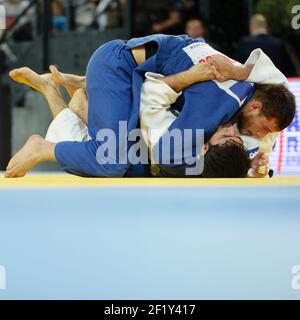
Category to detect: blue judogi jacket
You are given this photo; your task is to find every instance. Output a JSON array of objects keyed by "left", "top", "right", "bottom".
[
  {"left": 128, "top": 35, "right": 254, "bottom": 174},
  {"left": 55, "top": 34, "right": 253, "bottom": 177}
]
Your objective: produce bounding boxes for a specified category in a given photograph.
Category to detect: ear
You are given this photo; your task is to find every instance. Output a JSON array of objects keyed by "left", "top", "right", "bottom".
[
  {"left": 203, "top": 143, "right": 209, "bottom": 156},
  {"left": 244, "top": 99, "right": 262, "bottom": 112}
]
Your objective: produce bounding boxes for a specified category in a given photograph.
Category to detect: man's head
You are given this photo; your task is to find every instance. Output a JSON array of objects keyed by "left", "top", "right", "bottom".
[
  {"left": 249, "top": 14, "right": 268, "bottom": 36},
  {"left": 185, "top": 18, "right": 205, "bottom": 39},
  {"left": 239, "top": 84, "right": 296, "bottom": 139},
  {"left": 52, "top": 0, "right": 64, "bottom": 16},
  {"left": 201, "top": 125, "right": 250, "bottom": 178}
]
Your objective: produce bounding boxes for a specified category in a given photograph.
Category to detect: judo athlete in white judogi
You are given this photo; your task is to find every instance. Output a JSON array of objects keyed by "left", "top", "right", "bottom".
[{"left": 139, "top": 48, "right": 291, "bottom": 177}]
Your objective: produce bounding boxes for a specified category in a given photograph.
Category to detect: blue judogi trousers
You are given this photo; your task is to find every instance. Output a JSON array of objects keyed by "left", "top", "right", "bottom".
[{"left": 55, "top": 40, "right": 142, "bottom": 177}]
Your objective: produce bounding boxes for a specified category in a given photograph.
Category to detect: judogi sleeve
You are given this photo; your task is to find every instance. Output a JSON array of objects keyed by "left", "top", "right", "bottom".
[
  {"left": 140, "top": 72, "right": 180, "bottom": 148},
  {"left": 244, "top": 48, "right": 288, "bottom": 86}
]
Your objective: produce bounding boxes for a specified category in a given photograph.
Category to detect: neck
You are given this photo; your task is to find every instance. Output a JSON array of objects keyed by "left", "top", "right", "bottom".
[{"left": 252, "top": 29, "right": 268, "bottom": 36}]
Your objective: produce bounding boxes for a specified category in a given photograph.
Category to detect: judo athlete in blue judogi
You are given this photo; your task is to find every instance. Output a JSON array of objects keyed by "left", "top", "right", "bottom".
[
  {"left": 56, "top": 35, "right": 244, "bottom": 177},
  {"left": 5, "top": 34, "right": 295, "bottom": 178}
]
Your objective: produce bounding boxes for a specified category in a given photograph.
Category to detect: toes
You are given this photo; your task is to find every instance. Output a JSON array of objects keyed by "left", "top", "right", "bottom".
[
  {"left": 4, "top": 172, "right": 10, "bottom": 178},
  {"left": 5, "top": 159, "right": 14, "bottom": 177},
  {"left": 50, "top": 67, "right": 61, "bottom": 85},
  {"left": 49, "top": 65, "right": 58, "bottom": 72},
  {"left": 5, "top": 172, "right": 24, "bottom": 179},
  {"left": 4, "top": 170, "right": 13, "bottom": 178},
  {"left": 9, "top": 67, "right": 32, "bottom": 81},
  {"left": 50, "top": 65, "right": 59, "bottom": 77},
  {"left": 9, "top": 69, "right": 20, "bottom": 79},
  {"left": 6, "top": 159, "right": 13, "bottom": 171},
  {"left": 14, "top": 67, "right": 28, "bottom": 76},
  {"left": 5, "top": 166, "right": 26, "bottom": 178},
  {"left": 19, "top": 67, "right": 30, "bottom": 74}
]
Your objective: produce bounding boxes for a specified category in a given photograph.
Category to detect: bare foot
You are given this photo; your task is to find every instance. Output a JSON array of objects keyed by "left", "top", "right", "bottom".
[
  {"left": 9, "top": 67, "right": 59, "bottom": 94},
  {"left": 5, "top": 135, "right": 45, "bottom": 178},
  {"left": 49, "top": 65, "right": 86, "bottom": 96}
]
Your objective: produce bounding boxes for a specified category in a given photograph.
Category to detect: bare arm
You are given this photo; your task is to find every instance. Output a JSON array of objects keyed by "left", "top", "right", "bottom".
[
  {"left": 161, "top": 62, "right": 216, "bottom": 93},
  {"left": 207, "top": 55, "right": 254, "bottom": 82},
  {"left": 161, "top": 56, "right": 255, "bottom": 93}
]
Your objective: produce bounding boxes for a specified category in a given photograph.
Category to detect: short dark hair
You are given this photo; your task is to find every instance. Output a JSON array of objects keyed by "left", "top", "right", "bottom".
[
  {"left": 253, "top": 84, "right": 296, "bottom": 131},
  {"left": 200, "top": 142, "right": 250, "bottom": 178},
  {"left": 186, "top": 17, "right": 205, "bottom": 25}
]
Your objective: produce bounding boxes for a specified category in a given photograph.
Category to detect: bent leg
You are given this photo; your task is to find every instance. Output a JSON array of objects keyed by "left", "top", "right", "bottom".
[
  {"left": 9, "top": 67, "right": 67, "bottom": 118},
  {"left": 46, "top": 41, "right": 139, "bottom": 177},
  {"left": 7, "top": 41, "right": 138, "bottom": 178},
  {"left": 47, "top": 40, "right": 139, "bottom": 178},
  {"left": 68, "top": 88, "right": 88, "bottom": 125},
  {"left": 6, "top": 89, "right": 89, "bottom": 178},
  {"left": 6, "top": 67, "right": 70, "bottom": 178}
]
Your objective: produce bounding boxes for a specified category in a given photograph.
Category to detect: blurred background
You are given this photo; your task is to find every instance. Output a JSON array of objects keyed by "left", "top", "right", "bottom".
[{"left": 0, "top": 0, "right": 299, "bottom": 175}]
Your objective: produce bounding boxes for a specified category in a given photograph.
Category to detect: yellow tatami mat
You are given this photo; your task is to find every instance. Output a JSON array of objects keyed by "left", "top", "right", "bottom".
[{"left": 0, "top": 173, "right": 300, "bottom": 188}]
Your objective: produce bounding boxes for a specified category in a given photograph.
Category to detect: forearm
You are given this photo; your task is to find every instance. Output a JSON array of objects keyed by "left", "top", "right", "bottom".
[
  {"left": 234, "top": 64, "right": 255, "bottom": 81},
  {"left": 161, "top": 64, "right": 215, "bottom": 93},
  {"left": 161, "top": 71, "right": 195, "bottom": 93},
  {"left": 208, "top": 54, "right": 255, "bottom": 82}
]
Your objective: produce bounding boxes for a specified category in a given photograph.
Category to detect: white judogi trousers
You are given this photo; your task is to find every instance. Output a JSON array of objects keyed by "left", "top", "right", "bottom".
[{"left": 45, "top": 108, "right": 90, "bottom": 143}]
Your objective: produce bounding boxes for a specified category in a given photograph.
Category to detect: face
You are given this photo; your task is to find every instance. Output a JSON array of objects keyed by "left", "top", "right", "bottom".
[
  {"left": 203, "top": 125, "right": 243, "bottom": 155},
  {"left": 239, "top": 100, "right": 279, "bottom": 139},
  {"left": 209, "top": 125, "right": 243, "bottom": 145},
  {"left": 186, "top": 20, "right": 205, "bottom": 39},
  {"left": 52, "top": 3, "right": 63, "bottom": 16},
  {"left": 249, "top": 23, "right": 256, "bottom": 36}
]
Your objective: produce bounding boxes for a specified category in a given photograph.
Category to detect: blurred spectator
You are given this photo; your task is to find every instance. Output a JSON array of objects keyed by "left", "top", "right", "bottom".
[
  {"left": 4, "top": 0, "right": 30, "bottom": 27},
  {"left": 175, "top": 0, "right": 198, "bottom": 33},
  {"left": 185, "top": 18, "right": 220, "bottom": 50},
  {"left": 52, "top": 0, "right": 67, "bottom": 32},
  {"left": 131, "top": 0, "right": 178, "bottom": 36},
  {"left": 95, "top": 0, "right": 125, "bottom": 31},
  {"left": 74, "top": 0, "right": 98, "bottom": 31},
  {"left": 150, "top": 0, "right": 180, "bottom": 34},
  {"left": 236, "top": 14, "right": 296, "bottom": 76},
  {"left": 133, "top": 0, "right": 198, "bottom": 36},
  {"left": 185, "top": 18, "right": 205, "bottom": 39},
  {"left": 3, "top": 0, "right": 35, "bottom": 41}
]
